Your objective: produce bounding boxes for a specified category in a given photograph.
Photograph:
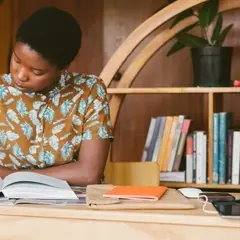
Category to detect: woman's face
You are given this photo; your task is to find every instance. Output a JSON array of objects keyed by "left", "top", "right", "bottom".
[{"left": 10, "top": 42, "right": 63, "bottom": 93}]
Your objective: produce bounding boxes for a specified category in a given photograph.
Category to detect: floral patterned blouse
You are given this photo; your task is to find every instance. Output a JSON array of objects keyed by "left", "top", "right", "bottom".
[{"left": 0, "top": 71, "right": 113, "bottom": 170}]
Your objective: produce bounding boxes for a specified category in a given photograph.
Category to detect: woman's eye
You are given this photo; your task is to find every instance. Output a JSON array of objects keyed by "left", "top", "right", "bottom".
[
  {"left": 14, "top": 58, "right": 20, "bottom": 64},
  {"left": 33, "top": 71, "right": 43, "bottom": 76}
]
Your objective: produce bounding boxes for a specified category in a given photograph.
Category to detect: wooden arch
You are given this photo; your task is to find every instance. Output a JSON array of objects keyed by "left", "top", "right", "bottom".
[{"left": 101, "top": 0, "right": 240, "bottom": 184}]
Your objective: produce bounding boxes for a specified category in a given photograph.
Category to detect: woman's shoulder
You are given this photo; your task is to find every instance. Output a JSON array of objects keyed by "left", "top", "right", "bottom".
[{"left": 67, "top": 72, "right": 106, "bottom": 89}]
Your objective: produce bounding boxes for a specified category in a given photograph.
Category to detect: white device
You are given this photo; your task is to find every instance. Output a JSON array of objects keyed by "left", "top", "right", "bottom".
[{"left": 178, "top": 188, "right": 202, "bottom": 198}]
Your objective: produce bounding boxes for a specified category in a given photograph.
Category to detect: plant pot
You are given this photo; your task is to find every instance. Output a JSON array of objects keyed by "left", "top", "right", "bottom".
[{"left": 191, "top": 47, "right": 233, "bottom": 87}]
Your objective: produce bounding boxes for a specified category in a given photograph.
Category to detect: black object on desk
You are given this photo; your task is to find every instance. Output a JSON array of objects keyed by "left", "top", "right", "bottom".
[
  {"left": 212, "top": 199, "right": 240, "bottom": 219},
  {"left": 199, "top": 192, "right": 235, "bottom": 203}
]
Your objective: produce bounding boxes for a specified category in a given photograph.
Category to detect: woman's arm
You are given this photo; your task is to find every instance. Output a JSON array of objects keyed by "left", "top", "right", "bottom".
[
  {"left": 0, "top": 139, "right": 111, "bottom": 186},
  {"left": 33, "top": 139, "right": 111, "bottom": 185}
]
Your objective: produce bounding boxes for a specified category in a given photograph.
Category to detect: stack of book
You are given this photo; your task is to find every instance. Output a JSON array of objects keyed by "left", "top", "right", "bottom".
[
  {"left": 141, "top": 115, "right": 191, "bottom": 183},
  {"left": 142, "top": 111, "right": 240, "bottom": 185}
]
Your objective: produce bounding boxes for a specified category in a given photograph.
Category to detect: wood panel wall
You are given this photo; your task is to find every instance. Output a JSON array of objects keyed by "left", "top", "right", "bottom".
[
  {"left": 11, "top": 0, "right": 104, "bottom": 75},
  {"left": 222, "top": 9, "right": 240, "bottom": 128},
  {"left": 107, "top": 4, "right": 240, "bottom": 163},
  {"left": 0, "top": 0, "right": 12, "bottom": 74},
  {"left": 9, "top": 1, "right": 240, "bottom": 163}
]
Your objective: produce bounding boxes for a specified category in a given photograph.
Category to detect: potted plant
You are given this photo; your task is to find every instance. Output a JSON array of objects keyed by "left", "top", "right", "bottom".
[{"left": 167, "top": 0, "right": 234, "bottom": 87}]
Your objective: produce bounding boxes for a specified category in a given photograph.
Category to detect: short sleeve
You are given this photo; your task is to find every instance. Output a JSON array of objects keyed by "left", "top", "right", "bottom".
[{"left": 81, "top": 77, "right": 114, "bottom": 141}]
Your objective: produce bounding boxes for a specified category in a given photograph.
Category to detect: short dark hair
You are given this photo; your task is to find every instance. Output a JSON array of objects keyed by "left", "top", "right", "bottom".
[{"left": 16, "top": 7, "right": 82, "bottom": 69}]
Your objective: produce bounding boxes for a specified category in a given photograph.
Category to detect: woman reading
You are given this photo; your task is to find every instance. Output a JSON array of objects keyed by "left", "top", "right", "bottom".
[{"left": 0, "top": 7, "right": 113, "bottom": 186}]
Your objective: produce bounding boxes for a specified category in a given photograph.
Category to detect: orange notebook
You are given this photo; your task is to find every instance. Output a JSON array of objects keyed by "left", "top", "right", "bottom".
[{"left": 103, "top": 186, "right": 168, "bottom": 201}]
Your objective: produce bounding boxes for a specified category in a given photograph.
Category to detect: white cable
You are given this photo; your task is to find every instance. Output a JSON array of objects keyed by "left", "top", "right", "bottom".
[{"left": 197, "top": 195, "right": 218, "bottom": 214}]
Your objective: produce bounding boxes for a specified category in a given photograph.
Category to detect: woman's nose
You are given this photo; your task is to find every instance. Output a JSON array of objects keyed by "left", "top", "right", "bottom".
[{"left": 17, "top": 68, "right": 28, "bottom": 82}]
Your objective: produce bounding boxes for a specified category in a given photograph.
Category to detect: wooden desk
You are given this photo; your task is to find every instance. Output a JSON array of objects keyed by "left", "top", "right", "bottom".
[{"left": 0, "top": 197, "right": 240, "bottom": 240}]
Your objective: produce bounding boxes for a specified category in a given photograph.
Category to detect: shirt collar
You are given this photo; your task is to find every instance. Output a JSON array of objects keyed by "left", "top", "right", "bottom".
[{"left": 3, "top": 71, "right": 69, "bottom": 100}]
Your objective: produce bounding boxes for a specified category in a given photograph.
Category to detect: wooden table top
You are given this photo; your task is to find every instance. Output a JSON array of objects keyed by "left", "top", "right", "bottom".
[{"left": 0, "top": 194, "right": 239, "bottom": 228}]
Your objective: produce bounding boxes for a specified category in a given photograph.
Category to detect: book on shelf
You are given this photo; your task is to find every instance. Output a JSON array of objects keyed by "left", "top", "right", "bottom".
[
  {"left": 213, "top": 112, "right": 231, "bottom": 184},
  {"left": 157, "top": 116, "right": 173, "bottom": 171},
  {"left": 185, "top": 111, "right": 239, "bottom": 185},
  {"left": 164, "top": 116, "right": 178, "bottom": 171},
  {"left": 142, "top": 114, "right": 207, "bottom": 184},
  {"left": 186, "top": 134, "right": 193, "bottom": 183},
  {"left": 212, "top": 112, "right": 240, "bottom": 185},
  {"left": 0, "top": 172, "right": 78, "bottom": 199},
  {"left": 141, "top": 117, "right": 156, "bottom": 162},
  {"left": 212, "top": 112, "right": 219, "bottom": 184},
  {"left": 195, "top": 131, "right": 207, "bottom": 184},
  {"left": 142, "top": 114, "right": 191, "bottom": 178},
  {"left": 172, "top": 119, "right": 191, "bottom": 171},
  {"left": 219, "top": 112, "right": 228, "bottom": 184},
  {"left": 232, "top": 131, "right": 240, "bottom": 184},
  {"left": 152, "top": 117, "right": 166, "bottom": 162},
  {"left": 142, "top": 111, "right": 240, "bottom": 186},
  {"left": 160, "top": 171, "right": 185, "bottom": 182}
]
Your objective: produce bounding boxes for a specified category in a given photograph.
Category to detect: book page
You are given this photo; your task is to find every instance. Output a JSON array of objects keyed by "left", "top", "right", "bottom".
[
  {"left": 15, "top": 198, "right": 86, "bottom": 205},
  {"left": 2, "top": 183, "right": 78, "bottom": 199},
  {"left": 2, "top": 172, "right": 69, "bottom": 189}
]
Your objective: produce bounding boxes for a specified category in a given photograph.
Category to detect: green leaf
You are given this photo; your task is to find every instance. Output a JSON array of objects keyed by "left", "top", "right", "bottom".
[
  {"left": 215, "top": 24, "right": 233, "bottom": 46},
  {"left": 211, "top": 14, "right": 222, "bottom": 44},
  {"left": 177, "top": 33, "right": 209, "bottom": 48},
  {"left": 180, "top": 22, "right": 198, "bottom": 34},
  {"left": 167, "top": 41, "right": 186, "bottom": 56},
  {"left": 170, "top": 9, "right": 194, "bottom": 29},
  {"left": 199, "top": 0, "right": 219, "bottom": 28}
]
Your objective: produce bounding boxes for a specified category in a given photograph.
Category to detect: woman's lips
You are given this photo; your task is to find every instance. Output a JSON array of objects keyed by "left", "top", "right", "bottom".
[{"left": 14, "top": 82, "right": 26, "bottom": 90}]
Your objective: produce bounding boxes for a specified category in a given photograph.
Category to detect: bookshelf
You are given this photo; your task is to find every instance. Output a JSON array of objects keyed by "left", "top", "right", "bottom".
[
  {"left": 100, "top": 0, "right": 240, "bottom": 190},
  {"left": 107, "top": 87, "right": 240, "bottom": 190}
]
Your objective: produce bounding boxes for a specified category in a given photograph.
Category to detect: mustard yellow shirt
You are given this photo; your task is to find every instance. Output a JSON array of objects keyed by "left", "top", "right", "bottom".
[{"left": 0, "top": 71, "right": 113, "bottom": 169}]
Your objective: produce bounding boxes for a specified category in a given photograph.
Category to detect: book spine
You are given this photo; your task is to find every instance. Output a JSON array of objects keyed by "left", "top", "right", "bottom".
[
  {"left": 196, "top": 131, "right": 204, "bottom": 184},
  {"left": 165, "top": 116, "right": 178, "bottom": 171},
  {"left": 152, "top": 117, "right": 166, "bottom": 162},
  {"left": 192, "top": 132, "right": 197, "bottom": 183},
  {"left": 172, "top": 119, "right": 191, "bottom": 171},
  {"left": 202, "top": 134, "right": 207, "bottom": 184},
  {"left": 141, "top": 118, "right": 156, "bottom": 162},
  {"left": 219, "top": 112, "right": 227, "bottom": 184},
  {"left": 227, "top": 129, "right": 233, "bottom": 184},
  {"left": 147, "top": 117, "right": 161, "bottom": 161},
  {"left": 232, "top": 131, "right": 240, "bottom": 185},
  {"left": 186, "top": 134, "right": 193, "bottom": 183},
  {"left": 157, "top": 116, "right": 173, "bottom": 171},
  {"left": 212, "top": 113, "right": 219, "bottom": 184},
  {"left": 168, "top": 115, "right": 184, "bottom": 171}
]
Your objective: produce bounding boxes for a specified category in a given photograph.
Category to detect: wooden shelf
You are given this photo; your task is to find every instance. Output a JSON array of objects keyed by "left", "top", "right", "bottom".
[
  {"left": 160, "top": 182, "right": 240, "bottom": 190},
  {"left": 107, "top": 86, "right": 240, "bottom": 190},
  {"left": 107, "top": 87, "right": 240, "bottom": 94}
]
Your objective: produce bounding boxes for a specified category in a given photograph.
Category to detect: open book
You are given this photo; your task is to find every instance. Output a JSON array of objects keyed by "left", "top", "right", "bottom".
[{"left": 0, "top": 172, "right": 78, "bottom": 200}]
